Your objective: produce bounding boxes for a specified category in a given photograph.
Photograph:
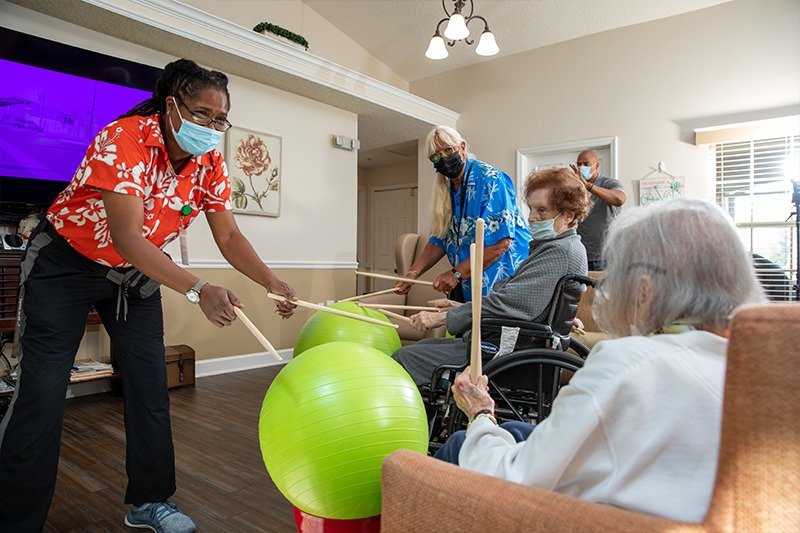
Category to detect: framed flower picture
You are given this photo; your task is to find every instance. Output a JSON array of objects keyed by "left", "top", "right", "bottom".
[{"left": 226, "top": 126, "right": 281, "bottom": 217}]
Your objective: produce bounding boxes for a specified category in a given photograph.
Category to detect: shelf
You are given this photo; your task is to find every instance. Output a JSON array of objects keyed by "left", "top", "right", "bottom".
[{"left": 0, "top": 250, "right": 102, "bottom": 332}]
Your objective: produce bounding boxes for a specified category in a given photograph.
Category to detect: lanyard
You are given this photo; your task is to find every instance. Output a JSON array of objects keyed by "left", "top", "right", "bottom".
[
  {"left": 449, "top": 160, "right": 474, "bottom": 251},
  {"left": 179, "top": 204, "right": 193, "bottom": 265}
]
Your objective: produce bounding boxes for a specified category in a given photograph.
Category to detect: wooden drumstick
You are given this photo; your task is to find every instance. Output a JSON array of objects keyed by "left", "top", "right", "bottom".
[
  {"left": 358, "top": 303, "right": 439, "bottom": 312},
  {"left": 338, "top": 288, "right": 399, "bottom": 302},
  {"left": 377, "top": 308, "right": 412, "bottom": 323},
  {"left": 233, "top": 307, "right": 283, "bottom": 362},
  {"left": 355, "top": 271, "right": 434, "bottom": 286},
  {"left": 267, "top": 293, "right": 399, "bottom": 329},
  {"left": 470, "top": 218, "right": 485, "bottom": 384}
]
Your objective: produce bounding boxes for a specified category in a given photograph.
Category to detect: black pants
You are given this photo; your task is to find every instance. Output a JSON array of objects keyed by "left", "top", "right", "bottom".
[{"left": 0, "top": 225, "right": 175, "bottom": 532}]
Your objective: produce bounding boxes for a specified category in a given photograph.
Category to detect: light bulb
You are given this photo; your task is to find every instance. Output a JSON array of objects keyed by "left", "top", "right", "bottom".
[
  {"left": 425, "top": 35, "right": 449, "bottom": 60},
  {"left": 475, "top": 30, "right": 499, "bottom": 56},
  {"left": 444, "top": 13, "right": 469, "bottom": 40}
]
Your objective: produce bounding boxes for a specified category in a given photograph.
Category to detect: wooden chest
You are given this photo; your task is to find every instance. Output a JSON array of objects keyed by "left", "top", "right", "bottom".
[{"left": 165, "top": 344, "right": 195, "bottom": 388}]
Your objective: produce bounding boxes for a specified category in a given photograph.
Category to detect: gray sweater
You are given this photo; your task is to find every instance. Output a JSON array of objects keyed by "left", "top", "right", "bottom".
[{"left": 446, "top": 229, "right": 588, "bottom": 335}]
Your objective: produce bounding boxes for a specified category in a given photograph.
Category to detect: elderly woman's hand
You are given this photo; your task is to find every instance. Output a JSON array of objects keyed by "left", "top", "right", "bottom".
[
  {"left": 432, "top": 298, "right": 461, "bottom": 310},
  {"left": 452, "top": 367, "right": 494, "bottom": 420},
  {"left": 409, "top": 310, "right": 447, "bottom": 332}
]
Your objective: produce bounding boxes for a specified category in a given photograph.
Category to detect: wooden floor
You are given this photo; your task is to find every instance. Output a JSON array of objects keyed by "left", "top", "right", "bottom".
[{"left": 45, "top": 366, "right": 297, "bottom": 532}]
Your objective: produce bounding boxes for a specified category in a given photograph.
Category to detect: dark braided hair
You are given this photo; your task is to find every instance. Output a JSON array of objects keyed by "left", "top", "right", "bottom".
[{"left": 119, "top": 58, "right": 230, "bottom": 119}]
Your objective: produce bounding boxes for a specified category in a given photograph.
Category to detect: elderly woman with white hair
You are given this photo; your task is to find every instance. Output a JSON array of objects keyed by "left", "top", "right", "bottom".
[
  {"left": 393, "top": 126, "right": 531, "bottom": 302},
  {"left": 434, "top": 197, "right": 766, "bottom": 523}
]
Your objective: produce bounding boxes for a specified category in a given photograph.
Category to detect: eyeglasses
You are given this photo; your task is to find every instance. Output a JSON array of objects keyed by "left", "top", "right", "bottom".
[
  {"left": 429, "top": 145, "right": 458, "bottom": 164},
  {"left": 174, "top": 96, "right": 232, "bottom": 132}
]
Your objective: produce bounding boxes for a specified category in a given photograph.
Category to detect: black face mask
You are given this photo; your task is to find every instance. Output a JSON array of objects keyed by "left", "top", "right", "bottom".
[{"left": 434, "top": 152, "right": 465, "bottom": 180}]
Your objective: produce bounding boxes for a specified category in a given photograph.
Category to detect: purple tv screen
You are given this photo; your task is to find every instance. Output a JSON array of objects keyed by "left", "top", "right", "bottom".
[{"left": 0, "top": 59, "right": 152, "bottom": 183}]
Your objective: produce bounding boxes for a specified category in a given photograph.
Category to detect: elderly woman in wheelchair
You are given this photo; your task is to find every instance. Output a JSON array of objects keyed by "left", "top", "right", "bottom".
[
  {"left": 391, "top": 166, "right": 591, "bottom": 388},
  {"left": 433, "top": 197, "right": 766, "bottom": 523},
  {"left": 392, "top": 168, "right": 593, "bottom": 437}
]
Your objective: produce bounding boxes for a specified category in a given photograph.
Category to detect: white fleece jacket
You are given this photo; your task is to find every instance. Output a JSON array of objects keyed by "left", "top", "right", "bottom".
[{"left": 459, "top": 330, "right": 727, "bottom": 522}]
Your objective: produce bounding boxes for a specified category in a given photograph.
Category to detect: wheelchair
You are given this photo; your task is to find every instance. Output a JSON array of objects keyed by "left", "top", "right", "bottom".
[{"left": 422, "top": 273, "right": 597, "bottom": 454}]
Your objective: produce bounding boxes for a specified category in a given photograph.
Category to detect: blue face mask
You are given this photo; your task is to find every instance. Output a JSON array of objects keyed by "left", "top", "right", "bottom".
[
  {"left": 170, "top": 104, "right": 224, "bottom": 156},
  {"left": 580, "top": 165, "right": 592, "bottom": 181},
  {"left": 528, "top": 214, "right": 561, "bottom": 241}
]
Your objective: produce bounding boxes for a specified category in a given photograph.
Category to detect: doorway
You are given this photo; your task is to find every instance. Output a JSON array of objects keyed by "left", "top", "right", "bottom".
[{"left": 367, "top": 185, "right": 417, "bottom": 292}]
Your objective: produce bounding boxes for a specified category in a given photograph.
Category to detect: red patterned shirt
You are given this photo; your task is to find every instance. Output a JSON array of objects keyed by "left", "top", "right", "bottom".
[{"left": 47, "top": 114, "right": 231, "bottom": 267}]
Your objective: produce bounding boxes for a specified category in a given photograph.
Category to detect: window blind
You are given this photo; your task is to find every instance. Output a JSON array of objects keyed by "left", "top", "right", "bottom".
[{"left": 714, "top": 135, "right": 798, "bottom": 301}]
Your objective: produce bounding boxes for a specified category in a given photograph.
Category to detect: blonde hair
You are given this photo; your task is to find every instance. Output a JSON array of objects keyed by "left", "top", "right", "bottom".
[
  {"left": 426, "top": 126, "right": 476, "bottom": 239},
  {"left": 593, "top": 197, "right": 766, "bottom": 337}
]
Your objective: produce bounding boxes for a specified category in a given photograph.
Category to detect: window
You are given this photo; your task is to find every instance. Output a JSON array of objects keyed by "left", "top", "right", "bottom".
[{"left": 714, "top": 135, "right": 799, "bottom": 301}]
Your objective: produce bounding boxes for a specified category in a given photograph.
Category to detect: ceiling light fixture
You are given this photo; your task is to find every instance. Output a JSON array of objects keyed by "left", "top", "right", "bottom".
[{"left": 425, "top": 0, "right": 500, "bottom": 60}]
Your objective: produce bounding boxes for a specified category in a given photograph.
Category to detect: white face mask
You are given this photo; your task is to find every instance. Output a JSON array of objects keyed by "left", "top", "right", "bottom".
[
  {"left": 169, "top": 98, "right": 224, "bottom": 156},
  {"left": 528, "top": 213, "right": 561, "bottom": 240}
]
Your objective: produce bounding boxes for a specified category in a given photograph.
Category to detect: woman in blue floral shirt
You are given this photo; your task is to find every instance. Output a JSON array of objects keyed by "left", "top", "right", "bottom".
[{"left": 396, "top": 126, "right": 530, "bottom": 302}]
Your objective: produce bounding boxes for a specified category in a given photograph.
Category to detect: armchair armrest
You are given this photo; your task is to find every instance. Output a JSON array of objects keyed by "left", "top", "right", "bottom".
[{"left": 381, "top": 449, "right": 694, "bottom": 533}]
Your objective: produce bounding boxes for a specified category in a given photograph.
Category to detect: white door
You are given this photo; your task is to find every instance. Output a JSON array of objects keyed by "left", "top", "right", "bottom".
[{"left": 370, "top": 187, "right": 417, "bottom": 291}]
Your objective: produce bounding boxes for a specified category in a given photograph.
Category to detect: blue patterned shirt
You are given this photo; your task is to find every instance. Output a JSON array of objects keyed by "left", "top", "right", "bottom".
[{"left": 429, "top": 158, "right": 531, "bottom": 301}]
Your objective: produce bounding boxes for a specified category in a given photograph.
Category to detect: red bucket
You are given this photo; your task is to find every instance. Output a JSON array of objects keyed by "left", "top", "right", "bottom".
[{"left": 292, "top": 506, "right": 381, "bottom": 533}]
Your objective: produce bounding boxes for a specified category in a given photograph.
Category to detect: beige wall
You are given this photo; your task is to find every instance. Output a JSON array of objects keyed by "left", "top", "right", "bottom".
[
  {"left": 162, "top": 268, "right": 356, "bottom": 360},
  {"left": 358, "top": 161, "right": 417, "bottom": 189},
  {"left": 411, "top": 0, "right": 800, "bottom": 213},
  {"left": 183, "top": 0, "right": 407, "bottom": 90}
]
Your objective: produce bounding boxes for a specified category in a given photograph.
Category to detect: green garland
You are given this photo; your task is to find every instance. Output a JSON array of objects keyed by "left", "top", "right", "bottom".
[{"left": 252, "top": 22, "right": 309, "bottom": 50}]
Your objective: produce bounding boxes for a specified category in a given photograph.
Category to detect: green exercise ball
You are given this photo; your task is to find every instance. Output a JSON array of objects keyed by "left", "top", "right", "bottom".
[
  {"left": 259, "top": 341, "right": 428, "bottom": 519},
  {"left": 293, "top": 301, "right": 401, "bottom": 357}
]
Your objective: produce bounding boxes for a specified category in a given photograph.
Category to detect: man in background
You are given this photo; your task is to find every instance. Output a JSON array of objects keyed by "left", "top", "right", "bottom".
[{"left": 570, "top": 150, "right": 626, "bottom": 270}]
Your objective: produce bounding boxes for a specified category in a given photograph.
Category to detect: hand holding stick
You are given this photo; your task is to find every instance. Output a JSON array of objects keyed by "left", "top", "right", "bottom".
[
  {"left": 356, "top": 271, "right": 434, "bottom": 286},
  {"left": 470, "top": 218, "right": 485, "bottom": 384},
  {"left": 233, "top": 307, "right": 283, "bottom": 362},
  {"left": 267, "top": 293, "right": 398, "bottom": 329}
]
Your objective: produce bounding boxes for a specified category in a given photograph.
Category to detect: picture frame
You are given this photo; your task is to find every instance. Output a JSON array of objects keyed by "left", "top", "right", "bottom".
[
  {"left": 638, "top": 175, "right": 685, "bottom": 206},
  {"left": 225, "top": 126, "right": 281, "bottom": 217}
]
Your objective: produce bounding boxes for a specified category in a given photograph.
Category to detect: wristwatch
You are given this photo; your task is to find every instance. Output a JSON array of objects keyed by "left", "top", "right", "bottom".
[
  {"left": 451, "top": 268, "right": 462, "bottom": 281},
  {"left": 186, "top": 279, "right": 208, "bottom": 304}
]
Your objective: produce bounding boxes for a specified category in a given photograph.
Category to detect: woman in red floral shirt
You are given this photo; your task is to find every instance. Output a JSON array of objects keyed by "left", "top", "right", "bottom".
[{"left": 0, "top": 59, "right": 296, "bottom": 533}]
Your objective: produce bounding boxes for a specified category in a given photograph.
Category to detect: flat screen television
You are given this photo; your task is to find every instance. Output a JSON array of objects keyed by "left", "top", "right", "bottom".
[{"left": 0, "top": 27, "right": 162, "bottom": 220}]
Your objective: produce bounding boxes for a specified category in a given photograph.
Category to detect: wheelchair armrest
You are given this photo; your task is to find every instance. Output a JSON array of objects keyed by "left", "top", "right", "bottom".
[
  {"left": 480, "top": 317, "right": 552, "bottom": 334},
  {"left": 560, "top": 273, "right": 597, "bottom": 288},
  {"left": 427, "top": 362, "right": 468, "bottom": 403}
]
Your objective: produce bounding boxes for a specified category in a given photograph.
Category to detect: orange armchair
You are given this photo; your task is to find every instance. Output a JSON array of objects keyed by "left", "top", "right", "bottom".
[{"left": 381, "top": 303, "right": 800, "bottom": 532}]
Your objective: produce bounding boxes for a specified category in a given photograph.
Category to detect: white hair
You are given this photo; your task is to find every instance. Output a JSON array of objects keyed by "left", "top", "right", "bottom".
[{"left": 594, "top": 197, "right": 766, "bottom": 337}]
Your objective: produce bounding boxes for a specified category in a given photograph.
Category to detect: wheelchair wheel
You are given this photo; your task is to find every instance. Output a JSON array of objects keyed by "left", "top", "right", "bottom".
[
  {"left": 567, "top": 337, "right": 590, "bottom": 359},
  {"left": 446, "top": 348, "right": 585, "bottom": 436}
]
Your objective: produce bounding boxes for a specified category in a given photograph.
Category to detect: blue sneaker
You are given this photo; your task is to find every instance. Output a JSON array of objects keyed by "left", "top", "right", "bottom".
[{"left": 124, "top": 501, "right": 196, "bottom": 532}]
